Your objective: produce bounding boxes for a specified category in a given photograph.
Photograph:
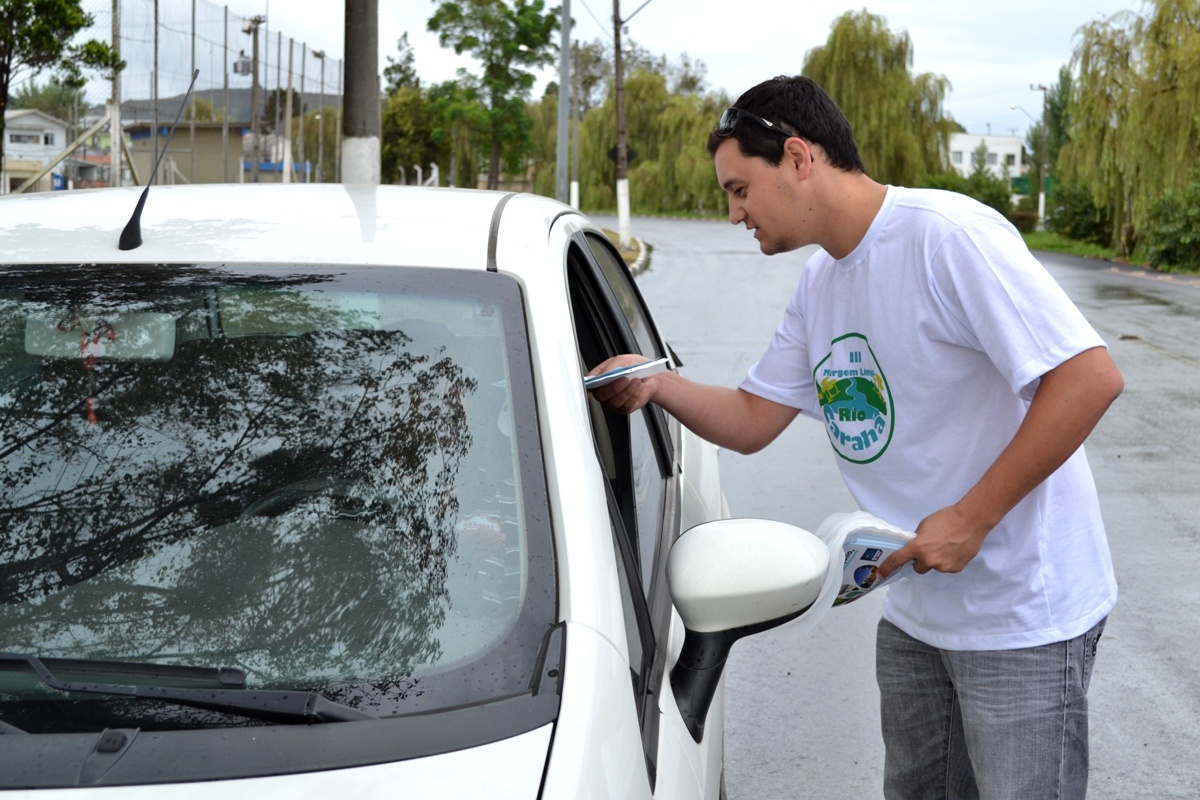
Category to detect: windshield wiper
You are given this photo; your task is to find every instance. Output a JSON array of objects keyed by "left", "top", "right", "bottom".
[{"left": 0, "top": 652, "right": 376, "bottom": 724}]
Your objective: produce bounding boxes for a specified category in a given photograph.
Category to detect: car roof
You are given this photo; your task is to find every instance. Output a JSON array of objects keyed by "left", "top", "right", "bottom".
[{"left": 0, "top": 184, "right": 577, "bottom": 269}]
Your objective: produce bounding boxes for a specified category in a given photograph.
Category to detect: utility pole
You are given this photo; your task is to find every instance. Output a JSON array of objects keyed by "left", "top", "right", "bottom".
[
  {"left": 342, "top": 0, "right": 380, "bottom": 184},
  {"left": 282, "top": 38, "right": 294, "bottom": 183},
  {"left": 1032, "top": 82, "right": 1049, "bottom": 231},
  {"left": 153, "top": 0, "right": 159, "bottom": 182},
  {"left": 555, "top": 0, "right": 571, "bottom": 203},
  {"left": 190, "top": 0, "right": 196, "bottom": 182},
  {"left": 244, "top": 15, "right": 265, "bottom": 182},
  {"left": 299, "top": 43, "right": 306, "bottom": 182},
  {"left": 110, "top": 0, "right": 121, "bottom": 187},
  {"left": 612, "top": 0, "right": 629, "bottom": 247},
  {"left": 611, "top": 0, "right": 655, "bottom": 247},
  {"left": 222, "top": 6, "right": 229, "bottom": 182},
  {"left": 313, "top": 50, "right": 325, "bottom": 182}
]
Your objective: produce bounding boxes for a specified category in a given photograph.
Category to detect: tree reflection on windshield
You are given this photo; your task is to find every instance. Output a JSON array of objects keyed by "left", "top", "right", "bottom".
[{"left": 0, "top": 266, "right": 522, "bottom": 696}]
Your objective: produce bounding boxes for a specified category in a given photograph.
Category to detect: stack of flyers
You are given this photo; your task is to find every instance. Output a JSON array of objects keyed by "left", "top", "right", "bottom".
[{"left": 814, "top": 512, "right": 915, "bottom": 607}]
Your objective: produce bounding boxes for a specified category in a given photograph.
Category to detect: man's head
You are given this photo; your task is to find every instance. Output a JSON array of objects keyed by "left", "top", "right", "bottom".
[{"left": 705, "top": 75, "right": 865, "bottom": 173}]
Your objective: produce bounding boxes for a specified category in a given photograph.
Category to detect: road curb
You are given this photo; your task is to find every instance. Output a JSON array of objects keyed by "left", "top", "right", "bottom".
[{"left": 630, "top": 235, "right": 649, "bottom": 275}]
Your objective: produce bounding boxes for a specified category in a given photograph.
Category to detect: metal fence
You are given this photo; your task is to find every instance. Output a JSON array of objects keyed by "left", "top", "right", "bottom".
[
  {"left": 76, "top": 0, "right": 343, "bottom": 123},
  {"left": 22, "top": 0, "right": 345, "bottom": 184}
]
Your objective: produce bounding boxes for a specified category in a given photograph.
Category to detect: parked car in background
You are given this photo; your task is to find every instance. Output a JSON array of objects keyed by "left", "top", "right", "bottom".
[{"left": 0, "top": 185, "right": 827, "bottom": 798}]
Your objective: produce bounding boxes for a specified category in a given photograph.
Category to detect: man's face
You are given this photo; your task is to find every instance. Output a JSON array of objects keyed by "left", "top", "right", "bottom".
[{"left": 712, "top": 137, "right": 807, "bottom": 255}]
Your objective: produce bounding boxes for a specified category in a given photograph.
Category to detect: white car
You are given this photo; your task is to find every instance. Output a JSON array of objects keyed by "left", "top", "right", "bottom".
[{"left": 0, "top": 185, "right": 828, "bottom": 798}]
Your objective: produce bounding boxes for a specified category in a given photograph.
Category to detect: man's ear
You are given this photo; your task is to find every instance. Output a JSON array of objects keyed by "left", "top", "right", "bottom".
[{"left": 783, "top": 138, "right": 814, "bottom": 179}]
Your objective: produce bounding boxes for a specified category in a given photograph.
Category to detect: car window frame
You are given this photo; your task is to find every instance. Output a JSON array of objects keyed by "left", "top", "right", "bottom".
[{"left": 565, "top": 233, "right": 687, "bottom": 790}]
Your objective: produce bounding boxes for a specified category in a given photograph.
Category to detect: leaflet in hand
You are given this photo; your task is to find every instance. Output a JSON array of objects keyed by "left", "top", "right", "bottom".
[
  {"left": 584, "top": 357, "right": 670, "bottom": 389},
  {"left": 814, "top": 511, "right": 915, "bottom": 607}
]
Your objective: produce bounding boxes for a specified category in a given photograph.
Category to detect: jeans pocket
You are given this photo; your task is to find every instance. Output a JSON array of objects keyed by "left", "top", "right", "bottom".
[{"left": 1081, "top": 616, "right": 1107, "bottom": 692}]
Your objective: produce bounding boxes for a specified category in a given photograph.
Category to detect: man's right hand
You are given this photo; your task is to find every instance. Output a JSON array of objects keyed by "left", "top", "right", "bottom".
[
  {"left": 586, "top": 354, "right": 801, "bottom": 455},
  {"left": 586, "top": 355, "right": 662, "bottom": 415}
]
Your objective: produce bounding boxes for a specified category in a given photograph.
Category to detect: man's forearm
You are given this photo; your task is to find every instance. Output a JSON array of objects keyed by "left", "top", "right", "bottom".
[{"left": 651, "top": 372, "right": 799, "bottom": 454}]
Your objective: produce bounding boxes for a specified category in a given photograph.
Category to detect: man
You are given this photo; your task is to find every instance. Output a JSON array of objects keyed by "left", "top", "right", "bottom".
[{"left": 589, "top": 75, "right": 1122, "bottom": 800}]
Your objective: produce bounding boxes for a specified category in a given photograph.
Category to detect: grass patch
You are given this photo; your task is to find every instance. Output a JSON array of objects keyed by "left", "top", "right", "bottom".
[
  {"left": 601, "top": 227, "right": 642, "bottom": 265},
  {"left": 1021, "top": 231, "right": 1118, "bottom": 260}
]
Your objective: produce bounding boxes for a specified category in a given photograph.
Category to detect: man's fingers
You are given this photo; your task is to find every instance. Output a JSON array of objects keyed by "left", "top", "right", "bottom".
[{"left": 878, "top": 542, "right": 919, "bottom": 579}]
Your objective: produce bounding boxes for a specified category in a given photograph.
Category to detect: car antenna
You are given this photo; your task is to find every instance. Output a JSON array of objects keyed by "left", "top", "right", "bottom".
[{"left": 118, "top": 68, "right": 200, "bottom": 251}]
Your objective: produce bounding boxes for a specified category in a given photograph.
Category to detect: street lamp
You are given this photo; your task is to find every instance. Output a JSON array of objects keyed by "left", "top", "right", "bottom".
[
  {"left": 313, "top": 49, "right": 325, "bottom": 183},
  {"left": 1012, "top": 82, "right": 1050, "bottom": 230},
  {"left": 242, "top": 15, "right": 266, "bottom": 183},
  {"left": 1010, "top": 101, "right": 1046, "bottom": 230}
]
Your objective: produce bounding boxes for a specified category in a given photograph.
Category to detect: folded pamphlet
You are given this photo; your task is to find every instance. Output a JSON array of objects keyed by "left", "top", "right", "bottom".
[
  {"left": 780, "top": 511, "right": 915, "bottom": 637},
  {"left": 817, "top": 511, "right": 915, "bottom": 607}
]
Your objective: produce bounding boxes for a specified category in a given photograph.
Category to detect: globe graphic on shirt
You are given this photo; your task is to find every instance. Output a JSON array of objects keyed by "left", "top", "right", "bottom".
[
  {"left": 822, "top": 376, "right": 887, "bottom": 421},
  {"left": 814, "top": 333, "right": 895, "bottom": 464}
]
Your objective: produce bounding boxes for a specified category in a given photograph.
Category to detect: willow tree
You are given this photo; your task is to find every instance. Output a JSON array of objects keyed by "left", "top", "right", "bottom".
[
  {"left": 1061, "top": 0, "right": 1200, "bottom": 253},
  {"left": 802, "top": 10, "right": 952, "bottom": 186}
]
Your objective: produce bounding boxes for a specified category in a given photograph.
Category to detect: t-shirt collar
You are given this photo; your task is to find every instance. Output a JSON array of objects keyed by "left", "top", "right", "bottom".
[{"left": 834, "top": 185, "right": 897, "bottom": 269}]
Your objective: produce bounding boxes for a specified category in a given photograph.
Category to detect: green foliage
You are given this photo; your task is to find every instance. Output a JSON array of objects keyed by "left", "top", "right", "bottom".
[
  {"left": 1047, "top": 184, "right": 1113, "bottom": 246},
  {"left": 1139, "top": 172, "right": 1200, "bottom": 272},
  {"left": 428, "top": 0, "right": 559, "bottom": 189},
  {"left": 185, "top": 97, "right": 224, "bottom": 122},
  {"left": 384, "top": 33, "right": 420, "bottom": 94},
  {"left": 1060, "top": 0, "right": 1200, "bottom": 256},
  {"left": 802, "top": 10, "right": 953, "bottom": 185},
  {"left": 0, "top": 0, "right": 125, "bottom": 162},
  {"left": 10, "top": 77, "right": 82, "bottom": 123},
  {"left": 291, "top": 105, "right": 341, "bottom": 181},
  {"left": 915, "top": 167, "right": 1013, "bottom": 220}
]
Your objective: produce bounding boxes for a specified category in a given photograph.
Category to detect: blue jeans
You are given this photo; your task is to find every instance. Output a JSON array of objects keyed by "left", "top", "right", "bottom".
[{"left": 876, "top": 617, "right": 1106, "bottom": 800}]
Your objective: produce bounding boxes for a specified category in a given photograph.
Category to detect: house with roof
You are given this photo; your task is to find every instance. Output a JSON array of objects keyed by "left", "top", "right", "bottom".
[{"left": 2, "top": 109, "right": 70, "bottom": 193}]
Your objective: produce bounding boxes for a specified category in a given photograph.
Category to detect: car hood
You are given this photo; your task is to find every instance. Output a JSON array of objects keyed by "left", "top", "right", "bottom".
[{"left": 10, "top": 723, "right": 552, "bottom": 799}]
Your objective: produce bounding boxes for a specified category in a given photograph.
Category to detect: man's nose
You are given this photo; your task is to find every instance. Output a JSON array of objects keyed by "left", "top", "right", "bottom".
[{"left": 728, "top": 199, "right": 745, "bottom": 225}]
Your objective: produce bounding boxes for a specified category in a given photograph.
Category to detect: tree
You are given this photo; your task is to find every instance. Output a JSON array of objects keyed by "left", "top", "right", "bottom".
[
  {"left": 1059, "top": 0, "right": 1200, "bottom": 255},
  {"left": 0, "top": 0, "right": 124, "bottom": 165},
  {"left": 384, "top": 32, "right": 420, "bottom": 95},
  {"left": 10, "top": 77, "right": 82, "bottom": 124},
  {"left": 185, "top": 96, "right": 225, "bottom": 122},
  {"left": 428, "top": 0, "right": 559, "bottom": 189},
  {"left": 802, "top": 10, "right": 953, "bottom": 186}
]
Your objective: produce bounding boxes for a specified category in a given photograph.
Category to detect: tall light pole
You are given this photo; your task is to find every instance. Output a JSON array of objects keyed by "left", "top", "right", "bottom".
[
  {"left": 1011, "top": 98, "right": 1047, "bottom": 230},
  {"left": 1031, "top": 83, "right": 1049, "bottom": 230},
  {"left": 243, "top": 15, "right": 266, "bottom": 183},
  {"left": 313, "top": 49, "right": 325, "bottom": 182}
]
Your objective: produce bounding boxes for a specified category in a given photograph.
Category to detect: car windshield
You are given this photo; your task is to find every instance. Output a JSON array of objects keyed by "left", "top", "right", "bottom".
[{"left": 0, "top": 263, "right": 555, "bottom": 733}]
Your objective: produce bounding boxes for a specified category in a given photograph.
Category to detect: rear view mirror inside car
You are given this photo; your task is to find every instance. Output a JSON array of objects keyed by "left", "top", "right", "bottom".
[{"left": 25, "top": 311, "right": 177, "bottom": 361}]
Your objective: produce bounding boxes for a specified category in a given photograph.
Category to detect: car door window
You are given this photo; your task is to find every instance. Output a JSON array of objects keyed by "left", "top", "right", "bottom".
[
  {"left": 582, "top": 232, "right": 664, "bottom": 361},
  {"left": 567, "top": 239, "right": 673, "bottom": 787}
]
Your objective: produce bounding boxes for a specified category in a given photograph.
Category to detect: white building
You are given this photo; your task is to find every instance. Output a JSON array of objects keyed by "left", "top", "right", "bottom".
[
  {"left": 948, "top": 133, "right": 1025, "bottom": 181},
  {"left": 3, "top": 109, "right": 70, "bottom": 193}
]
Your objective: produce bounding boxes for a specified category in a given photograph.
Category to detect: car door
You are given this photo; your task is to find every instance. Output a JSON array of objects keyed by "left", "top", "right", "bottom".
[{"left": 567, "top": 231, "right": 713, "bottom": 798}]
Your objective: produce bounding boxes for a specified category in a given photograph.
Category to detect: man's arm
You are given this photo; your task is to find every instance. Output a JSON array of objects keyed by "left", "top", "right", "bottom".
[
  {"left": 588, "top": 355, "right": 800, "bottom": 454},
  {"left": 878, "top": 346, "right": 1124, "bottom": 579}
]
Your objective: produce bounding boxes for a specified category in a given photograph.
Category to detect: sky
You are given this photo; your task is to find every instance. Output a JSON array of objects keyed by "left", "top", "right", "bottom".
[{"left": 226, "top": 0, "right": 1142, "bottom": 139}]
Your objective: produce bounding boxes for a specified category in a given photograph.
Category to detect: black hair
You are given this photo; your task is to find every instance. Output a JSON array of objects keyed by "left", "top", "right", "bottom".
[{"left": 706, "top": 75, "right": 866, "bottom": 173}]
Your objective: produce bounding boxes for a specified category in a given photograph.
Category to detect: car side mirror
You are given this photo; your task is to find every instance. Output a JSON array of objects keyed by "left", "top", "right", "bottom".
[{"left": 667, "top": 518, "right": 830, "bottom": 743}]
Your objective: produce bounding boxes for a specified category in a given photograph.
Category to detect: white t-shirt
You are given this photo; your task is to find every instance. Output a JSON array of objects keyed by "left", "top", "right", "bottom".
[{"left": 741, "top": 186, "right": 1117, "bottom": 651}]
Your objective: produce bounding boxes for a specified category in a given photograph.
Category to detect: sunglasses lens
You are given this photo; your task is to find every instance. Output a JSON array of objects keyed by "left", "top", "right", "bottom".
[{"left": 718, "top": 109, "right": 737, "bottom": 135}]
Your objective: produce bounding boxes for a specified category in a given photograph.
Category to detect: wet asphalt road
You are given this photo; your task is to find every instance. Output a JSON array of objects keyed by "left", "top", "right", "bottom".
[{"left": 595, "top": 215, "right": 1200, "bottom": 799}]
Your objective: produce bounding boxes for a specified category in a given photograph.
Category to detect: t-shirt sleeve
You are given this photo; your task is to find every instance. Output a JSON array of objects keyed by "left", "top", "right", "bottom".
[
  {"left": 928, "top": 220, "right": 1105, "bottom": 399},
  {"left": 739, "top": 281, "right": 819, "bottom": 417}
]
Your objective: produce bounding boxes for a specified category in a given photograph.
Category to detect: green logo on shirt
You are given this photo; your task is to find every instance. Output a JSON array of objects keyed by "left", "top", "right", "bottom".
[{"left": 814, "top": 333, "right": 894, "bottom": 464}]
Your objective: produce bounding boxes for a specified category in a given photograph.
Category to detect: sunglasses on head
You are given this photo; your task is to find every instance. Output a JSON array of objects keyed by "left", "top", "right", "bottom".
[{"left": 716, "top": 107, "right": 794, "bottom": 138}]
